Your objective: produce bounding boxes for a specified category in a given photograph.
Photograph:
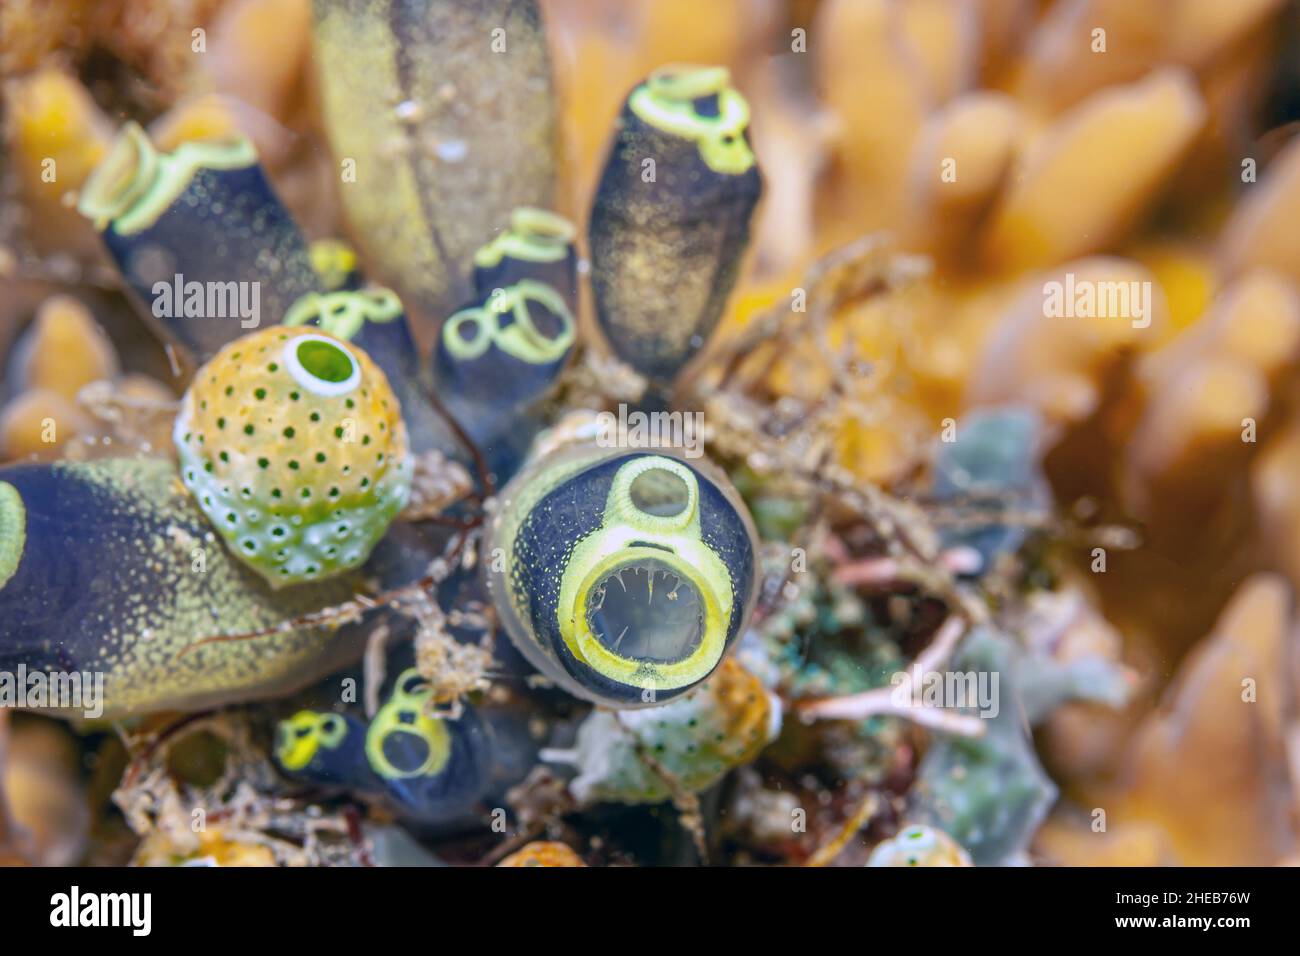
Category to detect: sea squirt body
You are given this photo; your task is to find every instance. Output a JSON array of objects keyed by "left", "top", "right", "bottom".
[{"left": 0, "top": 457, "right": 364, "bottom": 717}]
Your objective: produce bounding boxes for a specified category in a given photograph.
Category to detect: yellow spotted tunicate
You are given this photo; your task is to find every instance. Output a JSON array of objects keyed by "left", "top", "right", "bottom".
[{"left": 173, "top": 326, "right": 412, "bottom": 587}]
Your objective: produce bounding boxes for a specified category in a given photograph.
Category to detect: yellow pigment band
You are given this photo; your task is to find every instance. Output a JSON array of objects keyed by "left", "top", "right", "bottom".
[
  {"left": 277, "top": 710, "right": 348, "bottom": 771},
  {"left": 77, "top": 122, "right": 259, "bottom": 235},
  {"left": 473, "top": 207, "right": 576, "bottom": 268},
  {"left": 284, "top": 288, "right": 403, "bottom": 341},
  {"left": 365, "top": 669, "right": 452, "bottom": 780},
  {"left": 442, "top": 279, "right": 574, "bottom": 364},
  {"left": 310, "top": 239, "right": 360, "bottom": 291},
  {"left": 0, "top": 481, "right": 26, "bottom": 591},
  {"left": 555, "top": 457, "right": 734, "bottom": 693},
  {"left": 628, "top": 65, "right": 755, "bottom": 175}
]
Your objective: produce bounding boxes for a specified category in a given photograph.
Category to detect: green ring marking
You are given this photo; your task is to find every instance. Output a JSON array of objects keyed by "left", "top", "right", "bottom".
[
  {"left": 442, "top": 279, "right": 575, "bottom": 365},
  {"left": 0, "top": 481, "right": 25, "bottom": 591},
  {"left": 628, "top": 65, "right": 755, "bottom": 175},
  {"left": 283, "top": 288, "right": 403, "bottom": 341},
  {"left": 645, "top": 64, "right": 731, "bottom": 102},
  {"left": 491, "top": 280, "right": 576, "bottom": 364},
  {"left": 554, "top": 457, "right": 734, "bottom": 693},
  {"left": 364, "top": 669, "right": 451, "bottom": 780},
  {"left": 77, "top": 122, "right": 259, "bottom": 235},
  {"left": 276, "top": 710, "right": 349, "bottom": 771},
  {"left": 443, "top": 306, "right": 496, "bottom": 361},
  {"left": 606, "top": 455, "right": 699, "bottom": 535},
  {"left": 473, "top": 207, "right": 576, "bottom": 268}
]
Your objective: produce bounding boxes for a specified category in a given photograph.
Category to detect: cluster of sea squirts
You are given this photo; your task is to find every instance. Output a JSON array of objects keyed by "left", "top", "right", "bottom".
[{"left": 0, "top": 3, "right": 783, "bottom": 842}]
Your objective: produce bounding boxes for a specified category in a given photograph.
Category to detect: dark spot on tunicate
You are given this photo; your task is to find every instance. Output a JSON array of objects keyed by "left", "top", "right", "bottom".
[
  {"left": 258, "top": 457, "right": 270, "bottom": 469},
  {"left": 254, "top": 388, "right": 266, "bottom": 400},
  {"left": 283, "top": 427, "right": 295, "bottom": 438}
]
